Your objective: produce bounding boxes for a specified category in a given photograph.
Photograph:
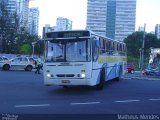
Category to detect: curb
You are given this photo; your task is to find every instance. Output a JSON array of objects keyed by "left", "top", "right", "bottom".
[{"left": 122, "top": 76, "right": 160, "bottom": 81}]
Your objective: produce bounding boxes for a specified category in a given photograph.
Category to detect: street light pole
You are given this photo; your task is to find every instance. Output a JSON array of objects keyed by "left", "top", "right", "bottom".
[
  {"left": 141, "top": 23, "right": 146, "bottom": 71},
  {"left": 32, "top": 42, "right": 36, "bottom": 57}
]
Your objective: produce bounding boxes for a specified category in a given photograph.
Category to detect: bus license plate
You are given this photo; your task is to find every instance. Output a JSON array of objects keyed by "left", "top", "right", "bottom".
[{"left": 62, "top": 80, "right": 70, "bottom": 83}]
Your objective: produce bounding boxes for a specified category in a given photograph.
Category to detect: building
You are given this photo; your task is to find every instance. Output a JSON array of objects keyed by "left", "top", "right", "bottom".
[
  {"left": 55, "top": 17, "right": 72, "bottom": 31},
  {"left": 42, "top": 17, "right": 72, "bottom": 38},
  {"left": 155, "top": 24, "right": 160, "bottom": 39},
  {"left": 0, "top": 0, "right": 17, "bottom": 22},
  {"left": 106, "top": 0, "right": 136, "bottom": 41},
  {"left": 0, "top": 0, "right": 29, "bottom": 32},
  {"left": 28, "top": 7, "right": 39, "bottom": 35},
  {"left": 0, "top": 0, "right": 18, "bottom": 52},
  {"left": 6, "top": 0, "right": 17, "bottom": 13},
  {"left": 86, "top": 0, "right": 107, "bottom": 36},
  {"left": 86, "top": 0, "right": 136, "bottom": 41},
  {"left": 17, "top": 0, "right": 29, "bottom": 32},
  {"left": 0, "top": 0, "right": 31, "bottom": 52},
  {"left": 42, "top": 24, "right": 54, "bottom": 38},
  {"left": 138, "top": 26, "right": 144, "bottom": 32}
]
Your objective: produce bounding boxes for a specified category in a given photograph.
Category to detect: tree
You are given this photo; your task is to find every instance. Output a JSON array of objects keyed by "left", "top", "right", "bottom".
[
  {"left": 20, "top": 44, "right": 32, "bottom": 54},
  {"left": 0, "top": 0, "right": 20, "bottom": 53},
  {"left": 14, "top": 32, "right": 43, "bottom": 55},
  {"left": 0, "top": 0, "right": 8, "bottom": 52},
  {"left": 124, "top": 31, "right": 160, "bottom": 69},
  {"left": 124, "top": 32, "right": 143, "bottom": 58},
  {"left": 35, "top": 40, "right": 44, "bottom": 55},
  {"left": 0, "top": 1, "right": 44, "bottom": 54}
]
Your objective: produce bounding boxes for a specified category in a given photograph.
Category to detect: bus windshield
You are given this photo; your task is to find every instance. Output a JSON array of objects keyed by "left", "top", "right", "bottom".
[{"left": 45, "top": 38, "right": 91, "bottom": 62}]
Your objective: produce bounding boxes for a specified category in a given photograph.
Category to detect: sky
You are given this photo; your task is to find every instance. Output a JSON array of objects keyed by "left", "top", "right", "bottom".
[{"left": 29, "top": 0, "right": 160, "bottom": 36}]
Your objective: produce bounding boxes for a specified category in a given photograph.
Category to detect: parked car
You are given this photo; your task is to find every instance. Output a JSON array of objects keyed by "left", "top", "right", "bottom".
[
  {"left": 126, "top": 63, "right": 135, "bottom": 73},
  {"left": 2, "top": 56, "right": 36, "bottom": 71}
]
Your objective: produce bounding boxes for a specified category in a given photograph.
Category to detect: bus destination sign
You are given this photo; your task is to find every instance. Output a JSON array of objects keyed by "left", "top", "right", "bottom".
[
  {"left": 46, "top": 31, "right": 90, "bottom": 38},
  {"left": 64, "top": 32, "right": 83, "bottom": 37}
]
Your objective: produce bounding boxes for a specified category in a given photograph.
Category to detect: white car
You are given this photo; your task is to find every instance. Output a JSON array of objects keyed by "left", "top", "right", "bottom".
[
  {"left": 0, "top": 56, "right": 9, "bottom": 68},
  {"left": 0, "top": 56, "right": 9, "bottom": 60},
  {"left": 2, "top": 57, "right": 36, "bottom": 71}
]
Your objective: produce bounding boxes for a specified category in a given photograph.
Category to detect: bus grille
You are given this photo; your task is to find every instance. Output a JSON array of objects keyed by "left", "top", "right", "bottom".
[{"left": 56, "top": 74, "right": 75, "bottom": 77}]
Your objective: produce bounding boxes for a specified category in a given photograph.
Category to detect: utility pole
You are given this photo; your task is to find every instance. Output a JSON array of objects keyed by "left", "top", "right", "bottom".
[
  {"left": 139, "top": 48, "right": 142, "bottom": 69},
  {"left": 141, "top": 24, "right": 146, "bottom": 71}
]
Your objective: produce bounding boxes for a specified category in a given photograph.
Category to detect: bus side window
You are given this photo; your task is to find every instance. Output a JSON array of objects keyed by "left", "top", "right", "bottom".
[
  {"left": 119, "top": 44, "right": 122, "bottom": 55},
  {"left": 99, "top": 38, "right": 105, "bottom": 54},
  {"left": 110, "top": 41, "right": 113, "bottom": 55},
  {"left": 107, "top": 41, "right": 111, "bottom": 55},
  {"left": 93, "top": 37, "right": 99, "bottom": 61},
  {"left": 106, "top": 40, "right": 110, "bottom": 55}
]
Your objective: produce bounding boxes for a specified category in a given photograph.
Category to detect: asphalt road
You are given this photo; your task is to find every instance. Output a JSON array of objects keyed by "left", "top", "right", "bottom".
[{"left": 0, "top": 70, "right": 160, "bottom": 119}]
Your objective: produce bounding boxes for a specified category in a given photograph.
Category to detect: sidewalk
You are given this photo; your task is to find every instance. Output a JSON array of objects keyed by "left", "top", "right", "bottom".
[{"left": 123, "top": 71, "right": 160, "bottom": 81}]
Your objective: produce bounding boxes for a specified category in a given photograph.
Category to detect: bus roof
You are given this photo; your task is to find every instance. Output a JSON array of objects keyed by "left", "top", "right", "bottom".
[{"left": 45, "top": 30, "right": 125, "bottom": 44}]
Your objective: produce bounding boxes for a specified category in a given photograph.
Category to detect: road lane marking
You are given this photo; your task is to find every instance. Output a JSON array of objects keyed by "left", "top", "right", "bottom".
[
  {"left": 149, "top": 99, "right": 160, "bottom": 101},
  {"left": 115, "top": 100, "right": 140, "bottom": 103},
  {"left": 15, "top": 104, "right": 51, "bottom": 108},
  {"left": 71, "top": 102, "right": 100, "bottom": 105}
]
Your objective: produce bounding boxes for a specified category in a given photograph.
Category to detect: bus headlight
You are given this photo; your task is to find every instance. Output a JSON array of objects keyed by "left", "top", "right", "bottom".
[
  {"left": 81, "top": 73, "right": 86, "bottom": 78},
  {"left": 47, "top": 73, "right": 51, "bottom": 78},
  {"left": 47, "top": 73, "right": 53, "bottom": 78}
]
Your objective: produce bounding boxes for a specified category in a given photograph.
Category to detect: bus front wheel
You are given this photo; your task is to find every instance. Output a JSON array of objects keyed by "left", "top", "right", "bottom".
[{"left": 96, "top": 69, "right": 105, "bottom": 90}]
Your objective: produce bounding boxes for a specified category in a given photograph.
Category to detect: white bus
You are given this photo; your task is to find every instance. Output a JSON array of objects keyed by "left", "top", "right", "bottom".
[{"left": 43, "top": 30, "right": 127, "bottom": 90}]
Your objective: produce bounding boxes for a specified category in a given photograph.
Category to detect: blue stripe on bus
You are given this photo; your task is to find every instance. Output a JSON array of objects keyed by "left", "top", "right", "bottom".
[
  {"left": 96, "top": 63, "right": 123, "bottom": 84},
  {"left": 106, "top": 65, "right": 117, "bottom": 80},
  {"left": 101, "top": 63, "right": 116, "bottom": 81}
]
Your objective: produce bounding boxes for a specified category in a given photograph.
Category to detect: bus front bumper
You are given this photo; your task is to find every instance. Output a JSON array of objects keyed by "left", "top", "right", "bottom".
[{"left": 44, "top": 78, "right": 96, "bottom": 86}]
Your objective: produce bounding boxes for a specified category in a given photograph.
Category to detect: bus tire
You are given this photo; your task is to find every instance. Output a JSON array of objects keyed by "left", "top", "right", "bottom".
[{"left": 96, "top": 69, "right": 105, "bottom": 90}]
